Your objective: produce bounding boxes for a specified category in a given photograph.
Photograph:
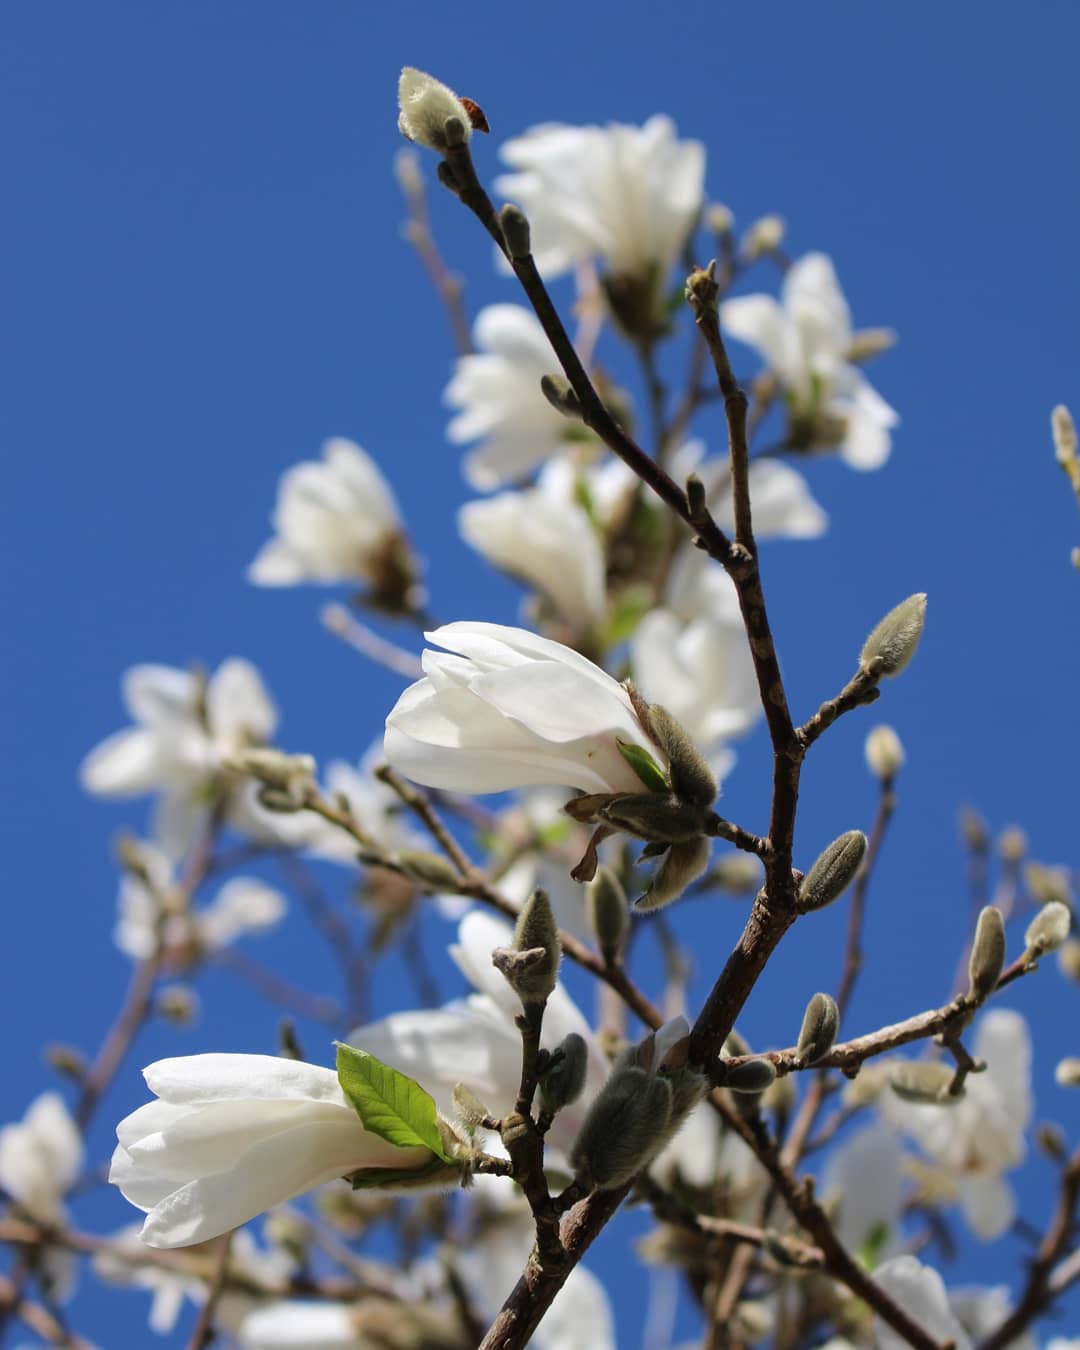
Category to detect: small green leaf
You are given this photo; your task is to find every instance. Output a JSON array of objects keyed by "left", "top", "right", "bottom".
[
  {"left": 336, "top": 1044, "right": 451, "bottom": 1161},
  {"left": 857, "top": 1221, "right": 890, "bottom": 1271},
  {"left": 616, "top": 740, "right": 669, "bottom": 794},
  {"left": 604, "top": 586, "right": 652, "bottom": 646}
]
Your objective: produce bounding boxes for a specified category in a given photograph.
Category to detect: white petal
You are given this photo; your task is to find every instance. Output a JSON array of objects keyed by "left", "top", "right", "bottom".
[
  {"left": 197, "top": 878, "right": 287, "bottom": 949},
  {"left": 239, "top": 1301, "right": 365, "bottom": 1348},
  {"left": 207, "top": 659, "right": 277, "bottom": 744},
  {"left": 80, "top": 728, "right": 166, "bottom": 797},
  {"left": 873, "top": 1256, "right": 972, "bottom": 1350},
  {"left": 958, "top": 1173, "right": 1014, "bottom": 1241},
  {"left": 142, "top": 1054, "right": 345, "bottom": 1107}
]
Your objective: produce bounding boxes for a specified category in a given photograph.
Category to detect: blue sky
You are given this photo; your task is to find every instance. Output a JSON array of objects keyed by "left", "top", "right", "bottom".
[{"left": 2, "top": 3, "right": 1079, "bottom": 1345}]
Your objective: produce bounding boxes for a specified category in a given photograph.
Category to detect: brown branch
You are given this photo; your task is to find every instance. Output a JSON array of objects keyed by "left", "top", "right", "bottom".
[
  {"left": 0, "top": 1275, "right": 93, "bottom": 1349},
  {"left": 836, "top": 772, "right": 898, "bottom": 1021},
  {"left": 185, "top": 1232, "right": 232, "bottom": 1350},
  {"left": 979, "top": 1143, "right": 1080, "bottom": 1350},
  {"left": 798, "top": 667, "right": 882, "bottom": 753}
]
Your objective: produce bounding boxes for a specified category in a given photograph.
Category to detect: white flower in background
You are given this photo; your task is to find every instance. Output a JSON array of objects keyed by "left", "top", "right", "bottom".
[
  {"left": 80, "top": 659, "right": 277, "bottom": 856},
  {"left": 248, "top": 438, "right": 408, "bottom": 592},
  {"left": 458, "top": 458, "right": 607, "bottom": 634},
  {"left": 304, "top": 746, "right": 424, "bottom": 866},
  {"left": 495, "top": 117, "right": 704, "bottom": 281},
  {"left": 721, "top": 252, "right": 898, "bottom": 469},
  {"left": 651, "top": 1100, "right": 767, "bottom": 1217},
  {"left": 383, "top": 622, "right": 666, "bottom": 796},
  {"left": 821, "top": 1124, "right": 904, "bottom": 1262},
  {"left": 110, "top": 1055, "right": 438, "bottom": 1248},
  {"left": 114, "top": 843, "right": 286, "bottom": 962},
  {"left": 670, "top": 440, "right": 828, "bottom": 541},
  {"left": 948, "top": 1286, "right": 1035, "bottom": 1350},
  {"left": 881, "top": 1009, "right": 1031, "bottom": 1239},
  {"left": 873, "top": 1256, "right": 970, "bottom": 1350},
  {"left": 0, "top": 1093, "right": 82, "bottom": 1222},
  {"left": 351, "top": 911, "right": 609, "bottom": 1164},
  {"left": 397, "top": 67, "right": 471, "bottom": 152},
  {"left": 445, "top": 305, "right": 583, "bottom": 490},
  {"left": 239, "top": 1302, "right": 366, "bottom": 1348}
]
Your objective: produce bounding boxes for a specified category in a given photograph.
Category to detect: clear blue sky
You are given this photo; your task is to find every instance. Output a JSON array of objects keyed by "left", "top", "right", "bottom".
[{"left": 2, "top": 3, "right": 1078, "bottom": 1345}]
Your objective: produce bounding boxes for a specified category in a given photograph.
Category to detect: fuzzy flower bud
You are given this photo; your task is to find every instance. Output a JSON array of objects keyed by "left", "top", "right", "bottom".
[
  {"left": 860, "top": 593, "right": 927, "bottom": 678},
  {"left": 967, "top": 906, "right": 1006, "bottom": 1004},
  {"left": 724, "top": 1058, "right": 778, "bottom": 1094},
  {"left": 1058, "top": 937, "right": 1080, "bottom": 982},
  {"left": 864, "top": 724, "right": 905, "bottom": 780},
  {"left": 741, "top": 214, "right": 785, "bottom": 259},
  {"left": 889, "top": 1060, "right": 961, "bottom": 1106},
  {"left": 1052, "top": 404, "right": 1077, "bottom": 465},
  {"left": 798, "top": 831, "right": 867, "bottom": 913},
  {"left": 705, "top": 203, "right": 734, "bottom": 235},
  {"left": 570, "top": 1064, "right": 673, "bottom": 1191},
  {"left": 493, "top": 889, "right": 561, "bottom": 1005},
  {"left": 395, "top": 850, "right": 464, "bottom": 891},
  {"left": 539, "top": 1033, "right": 589, "bottom": 1116},
  {"left": 795, "top": 993, "right": 839, "bottom": 1067},
  {"left": 1055, "top": 1057, "right": 1080, "bottom": 1088},
  {"left": 645, "top": 704, "right": 717, "bottom": 809},
  {"left": 499, "top": 203, "right": 532, "bottom": 260},
  {"left": 998, "top": 826, "right": 1028, "bottom": 863},
  {"left": 586, "top": 867, "right": 629, "bottom": 961},
  {"left": 539, "top": 373, "right": 584, "bottom": 419},
  {"left": 1024, "top": 900, "right": 1072, "bottom": 960},
  {"left": 397, "top": 68, "right": 472, "bottom": 153},
  {"left": 636, "top": 836, "right": 712, "bottom": 913},
  {"left": 451, "top": 1083, "right": 492, "bottom": 1132}
]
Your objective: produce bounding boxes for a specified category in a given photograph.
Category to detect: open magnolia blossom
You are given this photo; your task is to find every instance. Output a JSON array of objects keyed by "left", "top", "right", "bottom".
[
  {"left": 669, "top": 439, "right": 828, "bottom": 541},
  {"left": 303, "top": 745, "right": 425, "bottom": 866},
  {"left": 351, "top": 911, "right": 609, "bottom": 1164},
  {"left": 80, "top": 658, "right": 277, "bottom": 856},
  {"left": 248, "top": 438, "right": 412, "bottom": 598},
  {"left": 872, "top": 1256, "right": 972, "bottom": 1350},
  {"left": 114, "top": 842, "right": 286, "bottom": 961},
  {"left": 383, "top": 621, "right": 667, "bottom": 796},
  {"left": 445, "top": 304, "right": 589, "bottom": 489},
  {"left": 820, "top": 1124, "right": 904, "bottom": 1264},
  {"left": 458, "top": 458, "right": 607, "bottom": 635},
  {"left": 110, "top": 1055, "right": 441, "bottom": 1248},
  {"left": 495, "top": 116, "right": 705, "bottom": 283},
  {"left": 880, "top": 1008, "right": 1032, "bottom": 1239},
  {"left": 720, "top": 252, "right": 898, "bottom": 469},
  {"left": 0, "top": 1092, "right": 82, "bottom": 1224}
]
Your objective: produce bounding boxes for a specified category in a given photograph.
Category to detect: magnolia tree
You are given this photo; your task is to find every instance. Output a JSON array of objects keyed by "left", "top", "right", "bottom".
[{"left": 3, "top": 66, "right": 1080, "bottom": 1350}]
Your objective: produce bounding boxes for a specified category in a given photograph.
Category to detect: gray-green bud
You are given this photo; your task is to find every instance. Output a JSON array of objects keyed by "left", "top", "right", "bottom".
[
  {"left": 967, "top": 906, "right": 1006, "bottom": 1003},
  {"left": 540, "top": 373, "right": 583, "bottom": 420},
  {"left": 795, "top": 993, "right": 839, "bottom": 1067},
  {"left": 508, "top": 888, "right": 561, "bottom": 1003},
  {"left": 724, "top": 1057, "right": 778, "bottom": 1094},
  {"left": 860, "top": 593, "right": 927, "bottom": 678},
  {"left": 586, "top": 866, "right": 628, "bottom": 960},
  {"left": 601, "top": 792, "right": 706, "bottom": 844},
  {"left": 452, "top": 1082, "right": 492, "bottom": 1131},
  {"left": 645, "top": 704, "right": 717, "bottom": 808},
  {"left": 686, "top": 473, "right": 708, "bottom": 518},
  {"left": 798, "top": 831, "right": 867, "bottom": 913},
  {"left": 570, "top": 1065, "right": 673, "bottom": 1191},
  {"left": 540, "top": 1033, "right": 589, "bottom": 1116},
  {"left": 1055, "top": 1057, "right": 1080, "bottom": 1087},
  {"left": 396, "top": 849, "right": 464, "bottom": 891},
  {"left": 636, "top": 836, "right": 712, "bottom": 913},
  {"left": 1024, "top": 900, "right": 1072, "bottom": 960},
  {"left": 889, "top": 1060, "right": 962, "bottom": 1105},
  {"left": 499, "top": 203, "right": 531, "bottom": 260}
]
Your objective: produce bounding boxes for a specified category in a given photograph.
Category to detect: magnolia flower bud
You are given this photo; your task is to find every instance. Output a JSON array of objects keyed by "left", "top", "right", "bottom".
[
  {"left": 959, "top": 806, "right": 990, "bottom": 852},
  {"left": 998, "top": 826, "right": 1028, "bottom": 862},
  {"left": 157, "top": 985, "right": 199, "bottom": 1026},
  {"left": 723, "top": 1058, "right": 778, "bottom": 1094},
  {"left": 1036, "top": 1122, "right": 1067, "bottom": 1161},
  {"left": 539, "top": 373, "right": 584, "bottom": 419},
  {"left": 847, "top": 327, "right": 897, "bottom": 362},
  {"left": 569, "top": 1064, "right": 673, "bottom": 1191},
  {"left": 452, "top": 1083, "right": 492, "bottom": 1132},
  {"left": 636, "top": 836, "right": 712, "bottom": 912},
  {"left": 796, "top": 993, "right": 839, "bottom": 1066},
  {"left": 860, "top": 593, "right": 927, "bottom": 678},
  {"left": 1052, "top": 404, "right": 1078, "bottom": 465},
  {"left": 967, "top": 906, "right": 1006, "bottom": 1004},
  {"left": 1055, "top": 1057, "right": 1080, "bottom": 1087},
  {"left": 226, "top": 747, "right": 317, "bottom": 795},
  {"left": 601, "top": 793, "right": 705, "bottom": 844},
  {"left": 645, "top": 704, "right": 717, "bottom": 809},
  {"left": 889, "top": 1060, "right": 961, "bottom": 1106},
  {"left": 1024, "top": 861, "right": 1073, "bottom": 907},
  {"left": 707, "top": 853, "right": 763, "bottom": 895},
  {"left": 1058, "top": 937, "right": 1080, "bottom": 982},
  {"left": 586, "top": 867, "right": 628, "bottom": 960},
  {"left": 1024, "top": 901, "right": 1072, "bottom": 960},
  {"left": 499, "top": 203, "right": 532, "bottom": 260},
  {"left": 540, "top": 1033, "right": 589, "bottom": 1115},
  {"left": 741, "top": 214, "right": 785, "bottom": 259},
  {"left": 396, "top": 850, "right": 463, "bottom": 891},
  {"left": 864, "top": 724, "right": 905, "bottom": 780},
  {"left": 397, "top": 67, "right": 472, "bottom": 153},
  {"left": 494, "top": 889, "right": 560, "bottom": 1005},
  {"left": 705, "top": 203, "right": 734, "bottom": 235},
  {"left": 798, "top": 831, "right": 867, "bottom": 913}
]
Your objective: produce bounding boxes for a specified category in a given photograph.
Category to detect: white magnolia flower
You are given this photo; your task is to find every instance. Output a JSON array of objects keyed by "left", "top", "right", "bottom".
[
  {"left": 239, "top": 1302, "right": 365, "bottom": 1349},
  {"left": 110, "top": 1055, "right": 438, "bottom": 1248},
  {"left": 873, "top": 1256, "right": 970, "bottom": 1350},
  {"left": 0, "top": 1093, "right": 82, "bottom": 1223},
  {"left": 115, "top": 844, "right": 286, "bottom": 962},
  {"left": 397, "top": 67, "right": 471, "bottom": 153},
  {"left": 80, "top": 659, "right": 277, "bottom": 856},
  {"left": 351, "top": 911, "right": 609, "bottom": 1164},
  {"left": 821, "top": 1124, "right": 904, "bottom": 1261},
  {"left": 304, "top": 746, "right": 424, "bottom": 866},
  {"left": 881, "top": 1009, "right": 1032, "bottom": 1239},
  {"left": 383, "top": 621, "right": 665, "bottom": 796},
  {"left": 458, "top": 458, "right": 607, "bottom": 633},
  {"left": 248, "top": 438, "right": 407, "bottom": 591},
  {"left": 651, "top": 1100, "right": 767, "bottom": 1217},
  {"left": 495, "top": 116, "right": 704, "bottom": 281},
  {"left": 948, "top": 1285, "right": 1036, "bottom": 1350},
  {"left": 669, "top": 441, "right": 828, "bottom": 541},
  {"left": 721, "top": 252, "right": 898, "bottom": 469},
  {"left": 445, "top": 305, "right": 581, "bottom": 490}
]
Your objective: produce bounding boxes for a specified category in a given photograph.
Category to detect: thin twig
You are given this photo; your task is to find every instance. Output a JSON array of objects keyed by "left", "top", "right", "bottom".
[
  {"left": 185, "top": 1232, "right": 233, "bottom": 1350},
  {"left": 322, "top": 603, "right": 424, "bottom": 679}
]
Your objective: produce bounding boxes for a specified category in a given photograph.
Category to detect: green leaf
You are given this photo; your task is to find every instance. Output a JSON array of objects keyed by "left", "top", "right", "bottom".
[
  {"left": 616, "top": 740, "right": 669, "bottom": 794},
  {"left": 335, "top": 1044, "right": 452, "bottom": 1162},
  {"left": 856, "top": 1221, "right": 890, "bottom": 1271},
  {"left": 604, "top": 586, "right": 652, "bottom": 647}
]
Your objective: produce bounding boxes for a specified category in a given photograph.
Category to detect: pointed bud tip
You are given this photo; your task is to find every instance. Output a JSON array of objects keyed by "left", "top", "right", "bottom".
[{"left": 860, "top": 593, "right": 927, "bottom": 679}]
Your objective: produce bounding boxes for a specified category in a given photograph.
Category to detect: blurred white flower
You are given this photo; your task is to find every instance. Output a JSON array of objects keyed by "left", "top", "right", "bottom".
[
  {"left": 351, "top": 911, "right": 609, "bottom": 1165},
  {"left": 80, "top": 659, "right": 277, "bottom": 856},
  {"left": 651, "top": 1100, "right": 767, "bottom": 1218},
  {"left": 110, "top": 1055, "right": 438, "bottom": 1248},
  {"left": 384, "top": 621, "right": 665, "bottom": 796},
  {"left": 821, "top": 1124, "right": 904, "bottom": 1261},
  {"left": 948, "top": 1285, "right": 1035, "bottom": 1350},
  {"left": 0, "top": 1093, "right": 82, "bottom": 1223},
  {"left": 304, "top": 746, "right": 424, "bottom": 866},
  {"left": 397, "top": 67, "right": 471, "bottom": 153},
  {"left": 248, "top": 438, "right": 410, "bottom": 595},
  {"left": 495, "top": 117, "right": 704, "bottom": 281},
  {"left": 115, "top": 844, "right": 286, "bottom": 962},
  {"left": 670, "top": 440, "right": 828, "bottom": 541},
  {"left": 881, "top": 1009, "right": 1031, "bottom": 1239},
  {"left": 238, "top": 1301, "right": 365, "bottom": 1349},
  {"left": 445, "top": 305, "right": 582, "bottom": 489},
  {"left": 721, "top": 252, "right": 898, "bottom": 469},
  {"left": 873, "top": 1256, "right": 970, "bottom": 1350},
  {"left": 458, "top": 459, "right": 606, "bottom": 634}
]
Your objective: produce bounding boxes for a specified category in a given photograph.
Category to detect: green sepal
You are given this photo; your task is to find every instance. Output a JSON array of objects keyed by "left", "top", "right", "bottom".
[
  {"left": 335, "top": 1043, "right": 452, "bottom": 1162},
  {"left": 616, "top": 740, "right": 669, "bottom": 794},
  {"left": 604, "top": 587, "right": 652, "bottom": 646},
  {"left": 348, "top": 1156, "right": 460, "bottom": 1190}
]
